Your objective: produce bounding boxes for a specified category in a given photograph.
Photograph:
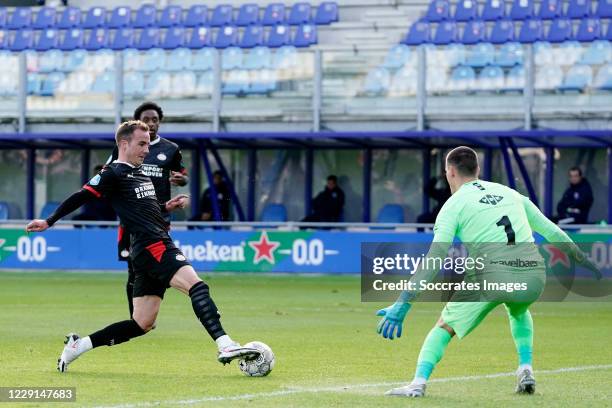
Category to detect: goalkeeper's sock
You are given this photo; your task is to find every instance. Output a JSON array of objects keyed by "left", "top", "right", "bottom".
[
  {"left": 508, "top": 309, "right": 533, "bottom": 367},
  {"left": 413, "top": 326, "right": 452, "bottom": 383}
]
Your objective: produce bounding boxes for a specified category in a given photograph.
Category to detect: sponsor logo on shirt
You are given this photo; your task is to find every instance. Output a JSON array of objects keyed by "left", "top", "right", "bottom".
[
  {"left": 89, "top": 174, "right": 101, "bottom": 186},
  {"left": 479, "top": 194, "right": 504, "bottom": 205}
]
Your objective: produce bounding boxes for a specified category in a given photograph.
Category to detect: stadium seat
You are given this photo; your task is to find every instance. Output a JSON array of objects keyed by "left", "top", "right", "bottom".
[
  {"left": 35, "top": 29, "right": 60, "bottom": 51},
  {"left": 164, "top": 48, "right": 191, "bottom": 71},
  {"left": 111, "top": 28, "right": 134, "bottom": 50},
  {"left": 91, "top": 71, "right": 115, "bottom": 94},
  {"left": 108, "top": 6, "right": 131, "bottom": 29},
  {"left": 594, "top": 64, "right": 612, "bottom": 89},
  {"left": 482, "top": 0, "right": 506, "bottom": 21},
  {"left": 123, "top": 71, "right": 144, "bottom": 96},
  {"left": 496, "top": 42, "right": 524, "bottom": 66},
  {"left": 137, "top": 27, "right": 160, "bottom": 50},
  {"left": 504, "top": 64, "right": 525, "bottom": 90},
  {"left": 478, "top": 65, "right": 505, "bottom": 90},
  {"left": 546, "top": 18, "right": 573, "bottom": 42},
  {"left": 382, "top": 44, "right": 412, "bottom": 69},
  {"left": 425, "top": 0, "right": 450, "bottom": 22},
  {"left": 83, "top": 7, "right": 106, "bottom": 29},
  {"left": 211, "top": 5, "right": 233, "bottom": 27},
  {"left": 390, "top": 66, "right": 418, "bottom": 96},
  {"left": 267, "top": 24, "right": 291, "bottom": 47},
  {"left": 446, "top": 43, "right": 468, "bottom": 65},
  {"left": 559, "top": 64, "right": 593, "bottom": 91},
  {"left": 273, "top": 45, "right": 298, "bottom": 68},
  {"left": 462, "top": 20, "right": 486, "bottom": 44},
  {"left": 162, "top": 26, "right": 185, "bottom": 49},
  {"left": 240, "top": 25, "right": 265, "bottom": 48},
  {"left": 140, "top": 48, "right": 166, "bottom": 72},
  {"left": 122, "top": 48, "right": 141, "bottom": 71},
  {"left": 64, "top": 49, "right": 87, "bottom": 71},
  {"left": 510, "top": 0, "right": 534, "bottom": 20},
  {"left": 0, "top": 201, "right": 8, "bottom": 220},
  {"left": 40, "top": 72, "right": 65, "bottom": 96},
  {"left": 596, "top": 0, "right": 612, "bottom": 17},
  {"left": 159, "top": 5, "right": 182, "bottom": 28},
  {"left": 433, "top": 21, "right": 458, "bottom": 44},
  {"left": 576, "top": 18, "right": 601, "bottom": 42},
  {"left": 215, "top": 25, "right": 239, "bottom": 48},
  {"left": 7, "top": 202, "right": 22, "bottom": 219},
  {"left": 10, "top": 29, "right": 34, "bottom": 51},
  {"left": 566, "top": 0, "right": 592, "bottom": 19},
  {"left": 518, "top": 18, "right": 543, "bottom": 42},
  {"left": 33, "top": 7, "right": 56, "bottom": 29},
  {"left": 538, "top": 0, "right": 562, "bottom": 19},
  {"left": 450, "top": 65, "right": 476, "bottom": 90},
  {"left": 38, "top": 49, "right": 63, "bottom": 72},
  {"left": 314, "top": 2, "right": 338, "bottom": 25},
  {"left": 289, "top": 3, "right": 311, "bottom": 25},
  {"left": 294, "top": 24, "right": 317, "bottom": 47},
  {"left": 0, "top": 71, "right": 16, "bottom": 95},
  {"left": 260, "top": 203, "right": 287, "bottom": 221},
  {"left": 191, "top": 47, "right": 215, "bottom": 70},
  {"left": 581, "top": 40, "right": 612, "bottom": 65},
  {"left": 27, "top": 73, "right": 42, "bottom": 95},
  {"left": 404, "top": 21, "right": 431, "bottom": 45},
  {"left": 534, "top": 41, "right": 554, "bottom": 65},
  {"left": 489, "top": 19, "right": 515, "bottom": 43},
  {"left": 0, "top": 30, "right": 8, "bottom": 49},
  {"left": 535, "top": 64, "right": 563, "bottom": 90},
  {"left": 466, "top": 42, "right": 495, "bottom": 66},
  {"left": 170, "top": 70, "right": 197, "bottom": 97},
  {"left": 8, "top": 7, "right": 31, "bottom": 29},
  {"left": 89, "top": 49, "right": 114, "bottom": 72},
  {"left": 0, "top": 8, "right": 7, "bottom": 29},
  {"left": 187, "top": 26, "right": 212, "bottom": 49},
  {"left": 263, "top": 4, "right": 286, "bottom": 26},
  {"left": 222, "top": 46, "right": 243, "bottom": 69},
  {"left": 244, "top": 46, "right": 272, "bottom": 69},
  {"left": 133, "top": 4, "right": 157, "bottom": 29},
  {"left": 249, "top": 69, "right": 277, "bottom": 93},
  {"left": 57, "top": 7, "right": 81, "bottom": 29},
  {"left": 455, "top": 0, "right": 479, "bottom": 22},
  {"left": 376, "top": 204, "right": 404, "bottom": 223},
  {"left": 144, "top": 71, "right": 172, "bottom": 97},
  {"left": 40, "top": 202, "right": 60, "bottom": 218},
  {"left": 59, "top": 29, "right": 84, "bottom": 51},
  {"left": 184, "top": 5, "right": 208, "bottom": 27},
  {"left": 362, "top": 67, "right": 390, "bottom": 95},
  {"left": 196, "top": 70, "right": 214, "bottom": 95},
  {"left": 223, "top": 69, "right": 249, "bottom": 94},
  {"left": 236, "top": 4, "right": 260, "bottom": 26},
  {"left": 553, "top": 41, "right": 583, "bottom": 66},
  {"left": 84, "top": 28, "right": 109, "bottom": 51}
]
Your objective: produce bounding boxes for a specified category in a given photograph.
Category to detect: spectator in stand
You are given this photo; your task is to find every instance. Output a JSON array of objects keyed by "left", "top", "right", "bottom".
[
  {"left": 72, "top": 165, "right": 116, "bottom": 223},
  {"left": 417, "top": 176, "right": 451, "bottom": 224},
  {"left": 192, "top": 170, "right": 232, "bottom": 221},
  {"left": 556, "top": 166, "right": 593, "bottom": 224},
  {"left": 302, "top": 175, "right": 345, "bottom": 223}
]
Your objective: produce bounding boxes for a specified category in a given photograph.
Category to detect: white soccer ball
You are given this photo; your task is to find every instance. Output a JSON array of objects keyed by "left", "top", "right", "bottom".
[{"left": 238, "top": 341, "right": 275, "bottom": 377}]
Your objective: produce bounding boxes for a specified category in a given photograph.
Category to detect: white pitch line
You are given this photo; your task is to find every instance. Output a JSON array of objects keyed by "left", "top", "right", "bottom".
[{"left": 92, "top": 364, "right": 612, "bottom": 408}]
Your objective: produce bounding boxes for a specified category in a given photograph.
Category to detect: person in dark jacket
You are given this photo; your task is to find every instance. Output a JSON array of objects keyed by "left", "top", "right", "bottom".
[
  {"left": 193, "top": 170, "right": 232, "bottom": 221},
  {"left": 303, "top": 175, "right": 345, "bottom": 222},
  {"left": 556, "top": 166, "right": 593, "bottom": 224},
  {"left": 417, "top": 176, "right": 452, "bottom": 224}
]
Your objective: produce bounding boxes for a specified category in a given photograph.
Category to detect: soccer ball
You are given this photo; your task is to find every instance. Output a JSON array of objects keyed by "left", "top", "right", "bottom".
[{"left": 238, "top": 341, "right": 275, "bottom": 377}]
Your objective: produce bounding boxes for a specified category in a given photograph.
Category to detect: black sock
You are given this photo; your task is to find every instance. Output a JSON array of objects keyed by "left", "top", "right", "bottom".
[
  {"left": 89, "top": 319, "right": 146, "bottom": 348},
  {"left": 189, "top": 281, "right": 226, "bottom": 340},
  {"left": 126, "top": 260, "right": 135, "bottom": 318}
]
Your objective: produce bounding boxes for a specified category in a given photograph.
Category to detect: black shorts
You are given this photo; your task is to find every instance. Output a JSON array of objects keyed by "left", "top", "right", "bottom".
[{"left": 131, "top": 239, "right": 191, "bottom": 299}]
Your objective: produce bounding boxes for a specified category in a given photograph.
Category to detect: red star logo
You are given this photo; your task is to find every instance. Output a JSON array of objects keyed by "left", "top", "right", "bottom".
[
  {"left": 543, "top": 244, "right": 571, "bottom": 269},
  {"left": 248, "top": 231, "right": 280, "bottom": 265}
]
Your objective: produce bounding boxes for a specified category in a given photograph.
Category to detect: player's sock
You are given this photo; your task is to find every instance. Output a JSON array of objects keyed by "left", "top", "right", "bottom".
[
  {"left": 89, "top": 319, "right": 146, "bottom": 348},
  {"left": 189, "top": 281, "right": 227, "bottom": 340},
  {"left": 413, "top": 327, "right": 452, "bottom": 383},
  {"left": 215, "top": 335, "right": 236, "bottom": 350},
  {"left": 126, "top": 260, "right": 135, "bottom": 317},
  {"left": 508, "top": 309, "right": 533, "bottom": 367}
]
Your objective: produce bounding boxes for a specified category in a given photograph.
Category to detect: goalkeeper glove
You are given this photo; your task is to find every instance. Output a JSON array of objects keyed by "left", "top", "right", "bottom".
[{"left": 376, "top": 302, "right": 412, "bottom": 340}]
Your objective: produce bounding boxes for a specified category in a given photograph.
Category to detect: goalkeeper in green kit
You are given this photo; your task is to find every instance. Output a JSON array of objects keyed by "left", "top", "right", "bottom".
[{"left": 377, "top": 146, "right": 600, "bottom": 397}]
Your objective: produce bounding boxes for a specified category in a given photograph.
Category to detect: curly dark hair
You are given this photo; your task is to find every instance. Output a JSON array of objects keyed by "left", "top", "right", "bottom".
[{"left": 133, "top": 101, "right": 164, "bottom": 121}]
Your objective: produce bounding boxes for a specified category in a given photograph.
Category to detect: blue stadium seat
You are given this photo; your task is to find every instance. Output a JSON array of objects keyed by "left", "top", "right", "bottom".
[
  {"left": 159, "top": 5, "right": 182, "bottom": 28},
  {"left": 261, "top": 203, "right": 287, "bottom": 221},
  {"left": 91, "top": 70, "right": 115, "bottom": 93},
  {"left": 554, "top": 41, "right": 582, "bottom": 67},
  {"left": 496, "top": 42, "right": 524, "bottom": 66},
  {"left": 581, "top": 40, "right": 612, "bottom": 65},
  {"left": 267, "top": 24, "right": 291, "bottom": 47},
  {"left": 0, "top": 30, "right": 8, "bottom": 49},
  {"left": 263, "top": 4, "right": 286, "bottom": 26},
  {"left": 518, "top": 18, "right": 543, "bottom": 42},
  {"left": 594, "top": 64, "right": 612, "bottom": 89},
  {"left": 222, "top": 46, "right": 243, "bottom": 69},
  {"left": 478, "top": 64, "right": 505, "bottom": 90},
  {"left": 236, "top": 4, "right": 259, "bottom": 26},
  {"left": 85, "top": 28, "right": 109, "bottom": 51},
  {"left": 510, "top": 0, "right": 534, "bottom": 20},
  {"left": 38, "top": 49, "right": 63, "bottom": 72},
  {"left": 504, "top": 64, "right": 525, "bottom": 91},
  {"left": 404, "top": 21, "right": 430, "bottom": 45},
  {"left": 187, "top": 26, "right": 212, "bottom": 49},
  {"left": 59, "top": 28, "right": 84, "bottom": 51},
  {"left": 137, "top": 27, "right": 160, "bottom": 50},
  {"left": 110, "top": 27, "right": 134, "bottom": 50},
  {"left": 450, "top": 65, "right": 476, "bottom": 90},
  {"left": 215, "top": 25, "right": 239, "bottom": 48},
  {"left": 123, "top": 48, "right": 141, "bottom": 71},
  {"left": 482, "top": 0, "right": 505, "bottom": 21},
  {"left": 8, "top": 7, "right": 31, "bottom": 29},
  {"left": 33, "top": 7, "right": 56, "bottom": 29},
  {"left": 288, "top": 3, "right": 311, "bottom": 25},
  {"left": 140, "top": 48, "right": 165, "bottom": 72},
  {"left": 249, "top": 69, "right": 277, "bottom": 93},
  {"left": 0, "top": 8, "right": 7, "bottom": 29},
  {"left": 596, "top": 0, "right": 612, "bottom": 17},
  {"left": 462, "top": 20, "right": 486, "bottom": 44},
  {"left": 447, "top": 43, "right": 467, "bottom": 65},
  {"left": 223, "top": 69, "right": 249, "bottom": 94},
  {"left": 576, "top": 18, "right": 601, "bottom": 42},
  {"left": 196, "top": 70, "right": 214, "bottom": 95},
  {"left": 244, "top": 46, "right": 272, "bottom": 69},
  {"left": 390, "top": 66, "right": 417, "bottom": 95},
  {"left": 376, "top": 204, "right": 404, "bottom": 223},
  {"left": 35, "top": 29, "right": 60, "bottom": 51},
  {"left": 211, "top": 5, "right": 233, "bottom": 27},
  {"left": 566, "top": 0, "right": 591, "bottom": 19},
  {"left": 466, "top": 42, "right": 495, "bottom": 66},
  {"left": 538, "top": 0, "right": 562, "bottom": 19},
  {"left": 27, "top": 73, "right": 42, "bottom": 95},
  {"left": 489, "top": 19, "right": 515, "bottom": 43},
  {"left": 144, "top": 71, "right": 172, "bottom": 97},
  {"left": 362, "top": 67, "right": 390, "bottom": 95},
  {"left": 63, "top": 49, "right": 87, "bottom": 71},
  {"left": 133, "top": 4, "right": 157, "bottom": 29},
  {"left": 273, "top": 45, "right": 298, "bottom": 68},
  {"left": 108, "top": 6, "right": 131, "bottom": 29},
  {"left": 433, "top": 21, "right": 457, "bottom": 44},
  {"left": 40, "top": 202, "right": 60, "bottom": 219},
  {"left": 314, "top": 2, "right": 338, "bottom": 24},
  {"left": 83, "top": 7, "right": 106, "bottom": 29},
  {"left": 0, "top": 201, "right": 8, "bottom": 220},
  {"left": 169, "top": 70, "right": 197, "bottom": 97},
  {"left": 57, "top": 7, "right": 81, "bottom": 29},
  {"left": 123, "top": 71, "right": 144, "bottom": 96},
  {"left": 240, "top": 24, "right": 265, "bottom": 48},
  {"left": 535, "top": 64, "right": 563, "bottom": 90},
  {"left": 547, "top": 18, "right": 573, "bottom": 42},
  {"left": 10, "top": 29, "right": 34, "bottom": 51},
  {"left": 455, "top": 0, "right": 479, "bottom": 22},
  {"left": 40, "top": 72, "right": 65, "bottom": 96},
  {"left": 162, "top": 26, "right": 185, "bottom": 49},
  {"left": 294, "top": 24, "right": 317, "bottom": 47},
  {"left": 184, "top": 5, "right": 208, "bottom": 27},
  {"left": 165, "top": 48, "right": 192, "bottom": 71},
  {"left": 382, "top": 44, "right": 412, "bottom": 69},
  {"left": 559, "top": 64, "right": 593, "bottom": 91},
  {"left": 191, "top": 47, "right": 215, "bottom": 70},
  {"left": 425, "top": 0, "right": 450, "bottom": 22},
  {"left": 534, "top": 41, "right": 554, "bottom": 65}
]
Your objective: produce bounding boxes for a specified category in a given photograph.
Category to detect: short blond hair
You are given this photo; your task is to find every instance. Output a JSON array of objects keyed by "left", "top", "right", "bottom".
[{"left": 115, "top": 120, "right": 149, "bottom": 145}]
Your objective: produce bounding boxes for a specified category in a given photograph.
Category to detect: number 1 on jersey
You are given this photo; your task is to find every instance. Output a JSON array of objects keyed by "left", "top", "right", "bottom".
[{"left": 496, "top": 215, "right": 516, "bottom": 245}]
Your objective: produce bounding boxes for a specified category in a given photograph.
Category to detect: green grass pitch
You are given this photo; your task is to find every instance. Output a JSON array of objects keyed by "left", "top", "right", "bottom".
[{"left": 1, "top": 271, "right": 611, "bottom": 407}]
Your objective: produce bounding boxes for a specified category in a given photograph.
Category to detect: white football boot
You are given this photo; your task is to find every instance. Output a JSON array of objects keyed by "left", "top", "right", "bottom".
[
  {"left": 57, "top": 333, "right": 82, "bottom": 373},
  {"left": 516, "top": 367, "right": 536, "bottom": 394},
  {"left": 217, "top": 342, "right": 260, "bottom": 365},
  {"left": 385, "top": 382, "right": 427, "bottom": 397}
]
